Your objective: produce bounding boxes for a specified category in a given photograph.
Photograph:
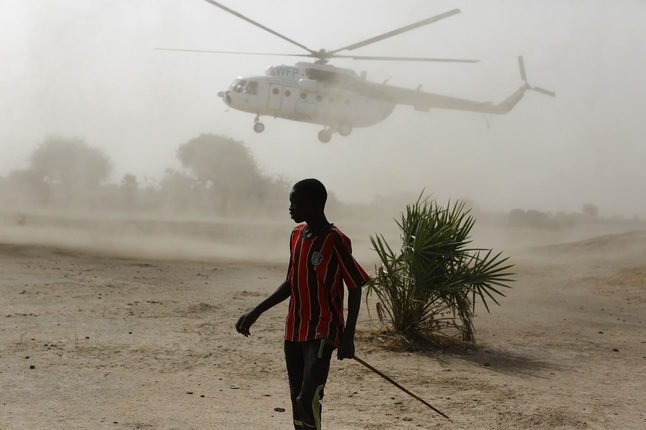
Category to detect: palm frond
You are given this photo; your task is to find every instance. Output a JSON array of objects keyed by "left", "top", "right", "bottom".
[{"left": 366, "top": 194, "right": 515, "bottom": 343}]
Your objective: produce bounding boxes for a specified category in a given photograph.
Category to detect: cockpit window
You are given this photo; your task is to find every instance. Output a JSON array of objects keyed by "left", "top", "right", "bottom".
[
  {"left": 229, "top": 79, "right": 247, "bottom": 93},
  {"left": 229, "top": 79, "right": 257, "bottom": 95},
  {"left": 245, "top": 81, "right": 258, "bottom": 95}
]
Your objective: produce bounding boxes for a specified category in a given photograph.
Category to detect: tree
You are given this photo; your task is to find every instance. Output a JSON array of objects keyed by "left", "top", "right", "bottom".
[
  {"left": 120, "top": 173, "right": 139, "bottom": 210},
  {"left": 176, "top": 134, "right": 286, "bottom": 215},
  {"left": 177, "top": 134, "right": 259, "bottom": 183},
  {"left": 582, "top": 203, "right": 599, "bottom": 219},
  {"left": 1, "top": 169, "right": 49, "bottom": 206},
  {"left": 158, "top": 168, "right": 199, "bottom": 212},
  {"left": 365, "top": 195, "right": 514, "bottom": 344},
  {"left": 28, "top": 136, "right": 112, "bottom": 204}
]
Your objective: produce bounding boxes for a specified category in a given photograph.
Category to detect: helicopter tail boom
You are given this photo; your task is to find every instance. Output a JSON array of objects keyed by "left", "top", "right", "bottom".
[{"left": 365, "top": 56, "right": 554, "bottom": 115}]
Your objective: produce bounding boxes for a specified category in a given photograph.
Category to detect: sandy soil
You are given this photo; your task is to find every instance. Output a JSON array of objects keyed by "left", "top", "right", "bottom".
[{"left": 1, "top": 217, "right": 645, "bottom": 429}]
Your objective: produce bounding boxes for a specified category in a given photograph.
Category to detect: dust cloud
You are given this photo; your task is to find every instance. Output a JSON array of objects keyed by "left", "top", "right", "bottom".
[
  {"left": 1, "top": 131, "right": 643, "bottom": 265},
  {"left": 0, "top": 134, "right": 295, "bottom": 262}
]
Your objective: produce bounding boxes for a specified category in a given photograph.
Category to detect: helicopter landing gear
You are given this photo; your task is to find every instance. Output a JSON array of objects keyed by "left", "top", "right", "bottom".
[
  {"left": 318, "top": 129, "right": 332, "bottom": 143},
  {"left": 253, "top": 115, "right": 265, "bottom": 133},
  {"left": 317, "top": 124, "right": 352, "bottom": 142},
  {"left": 338, "top": 123, "right": 353, "bottom": 137}
]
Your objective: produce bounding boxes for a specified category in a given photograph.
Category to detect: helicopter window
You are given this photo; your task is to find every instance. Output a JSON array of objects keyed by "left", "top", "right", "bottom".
[
  {"left": 300, "top": 93, "right": 306, "bottom": 99},
  {"left": 231, "top": 79, "right": 246, "bottom": 93},
  {"left": 316, "top": 95, "right": 323, "bottom": 102},
  {"left": 284, "top": 90, "right": 291, "bottom": 97},
  {"left": 272, "top": 88, "right": 280, "bottom": 95},
  {"left": 245, "top": 81, "right": 257, "bottom": 95}
]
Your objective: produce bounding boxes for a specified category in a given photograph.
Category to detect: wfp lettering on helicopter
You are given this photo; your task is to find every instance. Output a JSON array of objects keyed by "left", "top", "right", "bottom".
[{"left": 267, "top": 65, "right": 300, "bottom": 78}]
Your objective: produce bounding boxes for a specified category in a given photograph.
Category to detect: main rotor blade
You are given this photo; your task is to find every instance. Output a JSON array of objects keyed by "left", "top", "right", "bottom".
[
  {"left": 200, "top": 0, "right": 316, "bottom": 55},
  {"left": 518, "top": 56, "right": 527, "bottom": 82},
  {"left": 155, "top": 47, "right": 309, "bottom": 58},
  {"left": 330, "top": 9, "right": 461, "bottom": 55},
  {"left": 155, "top": 48, "right": 478, "bottom": 64},
  {"left": 532, "top": 86, "right": 556, "bottom": 97},
  {"left": 333, "top": 54, "right": 478, "bottom": 63}
]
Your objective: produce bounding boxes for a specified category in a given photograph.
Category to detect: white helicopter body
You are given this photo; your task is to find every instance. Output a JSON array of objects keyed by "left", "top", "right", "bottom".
[
  {"left": 218, "top": 63, "right": 395, "bottom": 141},
  {"left": 165, "top": 1, "right": 555, "bottom": 143}
]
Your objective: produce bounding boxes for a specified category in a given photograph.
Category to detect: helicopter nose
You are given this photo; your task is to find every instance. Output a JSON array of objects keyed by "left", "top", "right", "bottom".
[{"left": 218, "top": 91, "right": 232, "bottom": 105}]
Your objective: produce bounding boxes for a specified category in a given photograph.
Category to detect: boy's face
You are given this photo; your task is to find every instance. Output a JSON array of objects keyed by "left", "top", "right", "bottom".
[{"left": 289, "top": 188, "right": 315, "bottom": 223}]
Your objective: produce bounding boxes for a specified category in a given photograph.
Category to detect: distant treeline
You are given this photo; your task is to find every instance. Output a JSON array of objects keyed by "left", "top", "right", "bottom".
[
  {"left": 0, "top": 134, "right": 291, "bottom": 218},
  {"left": 1, "top": 134, "right": 643, "bottom": 229}
]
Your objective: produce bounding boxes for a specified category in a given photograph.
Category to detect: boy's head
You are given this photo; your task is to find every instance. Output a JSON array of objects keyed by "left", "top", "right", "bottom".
[{"left": 289, "top": 178, "right": 327, "bottom": 223}]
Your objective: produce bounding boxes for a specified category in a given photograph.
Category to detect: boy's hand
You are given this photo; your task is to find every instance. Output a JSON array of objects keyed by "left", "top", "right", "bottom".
[
  {"left": 235, "top": 310, "right": 259, "bottom": 337},
  {"left": 337, "top": 333, "right": 355, "bottom": 360}
]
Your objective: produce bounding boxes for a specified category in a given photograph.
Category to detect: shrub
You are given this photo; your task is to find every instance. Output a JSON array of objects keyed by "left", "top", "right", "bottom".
[{"left": 365, "top": 195, "right": 514, "bottom": 344}]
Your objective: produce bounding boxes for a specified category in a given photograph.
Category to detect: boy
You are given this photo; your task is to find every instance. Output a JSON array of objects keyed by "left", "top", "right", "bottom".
[{"left": 235, "top": 178, "right": 370, "bottom": 430}]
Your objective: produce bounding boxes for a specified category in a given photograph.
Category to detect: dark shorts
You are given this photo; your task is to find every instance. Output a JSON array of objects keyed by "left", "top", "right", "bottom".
[{"left": 284, "top": 339, "right": 335, "bottom": 430}]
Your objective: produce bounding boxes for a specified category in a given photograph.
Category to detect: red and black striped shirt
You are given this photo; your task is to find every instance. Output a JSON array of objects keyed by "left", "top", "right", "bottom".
[{"left": 285, "top": 224, "right": 370, "bottom": 343}]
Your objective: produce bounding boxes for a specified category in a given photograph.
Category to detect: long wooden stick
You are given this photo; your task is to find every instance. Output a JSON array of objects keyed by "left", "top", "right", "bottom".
[{"left": 318, "top": 334, "right": 450, "bottom": 420}]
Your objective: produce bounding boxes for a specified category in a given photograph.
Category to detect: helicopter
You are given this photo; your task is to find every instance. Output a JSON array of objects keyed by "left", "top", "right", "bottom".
[{"left": 162, "top": 0, "right": 555, "bottom": 143}]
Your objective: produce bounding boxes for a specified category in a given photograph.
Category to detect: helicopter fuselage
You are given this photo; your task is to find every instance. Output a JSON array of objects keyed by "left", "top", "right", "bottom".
[
  {"left": 218, "top": 62, "right": 395, "bottom": 137},
  {"left": 178, "top": 2, "right": 554, "bottom": 143}
]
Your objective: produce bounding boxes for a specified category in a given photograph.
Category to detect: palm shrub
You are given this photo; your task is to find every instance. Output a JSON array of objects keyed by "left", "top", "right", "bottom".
[{"left": 365, "top": 195, "right": 514, "bottom": 344}]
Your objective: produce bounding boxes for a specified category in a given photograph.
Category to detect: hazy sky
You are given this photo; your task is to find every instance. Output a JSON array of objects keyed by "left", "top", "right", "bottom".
[{"left": 2, "top": 0, "right": 645, "bottom": 217}]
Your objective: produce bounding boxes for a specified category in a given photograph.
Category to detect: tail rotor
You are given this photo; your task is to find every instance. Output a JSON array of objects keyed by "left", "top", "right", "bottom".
[{"left": 518, "top": 56, "right": 555, "bottom": 97}]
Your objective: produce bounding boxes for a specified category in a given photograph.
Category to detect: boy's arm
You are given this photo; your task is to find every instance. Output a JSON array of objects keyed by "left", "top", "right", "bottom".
[
  {"left": 338, "top": 286, "right": 362, "bottom": 359},
  {"left": 235, "top": 281, "right": 291, "bottom": 337}
]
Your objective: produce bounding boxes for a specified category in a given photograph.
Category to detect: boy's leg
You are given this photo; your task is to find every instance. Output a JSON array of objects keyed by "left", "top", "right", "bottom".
[
  {"left": 285, "top": 339, "right": 334, "bottom": 430},
  {"left": 285, "top": 340, "right": 305, "bottom": 430}
]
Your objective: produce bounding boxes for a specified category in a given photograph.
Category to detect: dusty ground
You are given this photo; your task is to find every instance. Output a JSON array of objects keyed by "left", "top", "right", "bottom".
[{"left": 1, "top": 216, "right": 645, "bottom": 429}]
